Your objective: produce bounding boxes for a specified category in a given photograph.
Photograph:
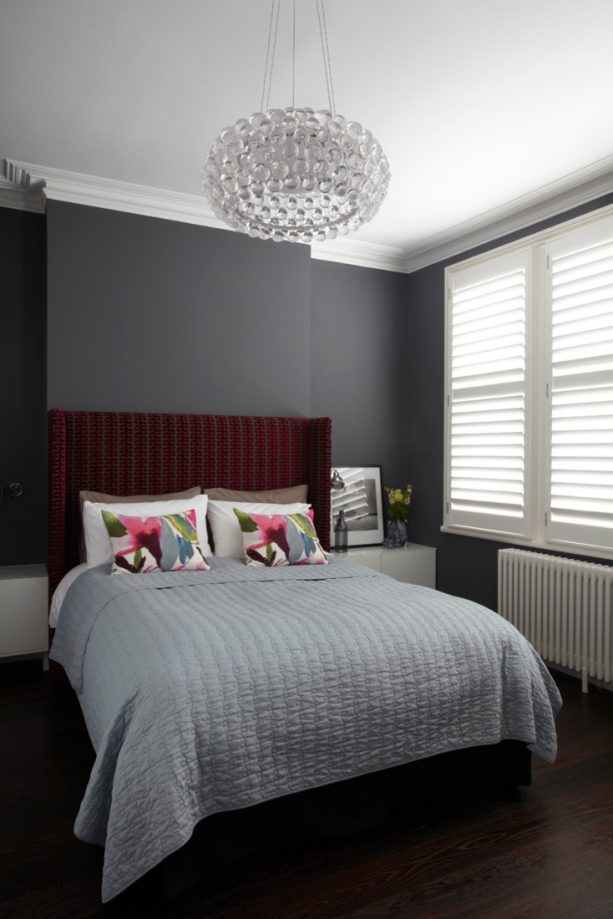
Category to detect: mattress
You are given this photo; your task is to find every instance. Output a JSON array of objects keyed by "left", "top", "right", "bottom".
[{"left": 50, "top": 557, "right": 562, "bottom": 902}]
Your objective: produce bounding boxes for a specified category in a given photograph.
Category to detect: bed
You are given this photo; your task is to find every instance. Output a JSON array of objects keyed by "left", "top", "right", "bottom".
[{"left": 48, "top": 409, "right": 562, "bottom": 903}]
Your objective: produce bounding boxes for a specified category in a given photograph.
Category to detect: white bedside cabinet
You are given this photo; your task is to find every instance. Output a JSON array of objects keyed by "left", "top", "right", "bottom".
[
  {"left": 0, "top": 565, "right": 49, "bottom": 670},
  {"left": 343, "top": 543, "right": 436, "bottom": 588}
]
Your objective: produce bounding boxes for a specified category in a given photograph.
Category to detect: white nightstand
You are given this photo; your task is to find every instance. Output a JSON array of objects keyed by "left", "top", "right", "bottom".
[
  {"left": 342, "top": 543, "right": 436, "bottom": 588},
  {"left": 0, "top": 565, "right": 49, "bottom": 670}
]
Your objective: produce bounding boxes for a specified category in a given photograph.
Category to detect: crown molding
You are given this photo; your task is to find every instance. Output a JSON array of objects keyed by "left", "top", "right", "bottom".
[
  {"left": 310, "top": 237, "right": 407, "bottom": 273},
  {"left": 5, "top": 158, "right": 404, "bottom": 271},
  {"left": 3, "top": 155, "right": 613, "bottom": 273},
  {"left": 22, "top": 160, "right": 230, "bottom": 230},
  {"left": 0, "top": 159, "right": 45, "bottom": 213},
  {"left": 0, "top": 182, "right": 45, "bottom": 213},
  {"left": 402, "top": 155, "right": 613, "bottom": 272}
]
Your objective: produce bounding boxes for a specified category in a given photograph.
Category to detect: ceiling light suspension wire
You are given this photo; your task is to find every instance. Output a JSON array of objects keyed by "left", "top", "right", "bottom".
[
  {"left": 260, "top": 0, "right": 276, "bottom": 112},
  {"left": 315, "top": 0, "right": 335, "bottom": 116},
  {"left": 292, "top": 0, "right": 296, "bottom": 110},
  {"left": 261, "top": 0, "right": 281, "bottom": 112},
  {"left": 202, "top": 0, "right": 390, "bottom": 243}
]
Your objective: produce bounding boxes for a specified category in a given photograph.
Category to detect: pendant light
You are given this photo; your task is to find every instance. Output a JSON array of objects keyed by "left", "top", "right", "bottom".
[{"left": 202, "top": 0, "right": 390, "bottom": 243}]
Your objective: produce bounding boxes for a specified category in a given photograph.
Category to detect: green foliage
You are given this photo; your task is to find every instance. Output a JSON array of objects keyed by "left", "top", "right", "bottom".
[{"left": 384, "top": 484, "right": 413, "bottom": 521}]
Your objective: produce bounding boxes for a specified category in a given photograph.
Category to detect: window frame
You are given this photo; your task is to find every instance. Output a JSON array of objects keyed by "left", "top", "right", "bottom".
[{"left": 442, "top": 204, "right": 613, "bottom": 560}]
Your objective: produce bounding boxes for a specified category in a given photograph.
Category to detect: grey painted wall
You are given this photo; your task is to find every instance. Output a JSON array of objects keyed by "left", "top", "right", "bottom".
[
  {"left": 3, "top": 199, "right": 410, "bottom": 566},
  {"left": 0, "top": 200, "right": 411, "bottom": 566},
  {"left": 406, "top": 193, "right": 613, "bottom": 610},
  {"left": 8, "top": 190, "right": 612, "bottom": 586},
  {"left": 311, "top": 260, "right": 408, "bottom": 486},
  {"left": 47, "top": 202, "right": 312, "bottom": 417},
  {"left": 46, "top": 201, "right": 407, "bottom": 488},
  {"left": 0, "top": 207, "right": 46, "bottom": 564}
]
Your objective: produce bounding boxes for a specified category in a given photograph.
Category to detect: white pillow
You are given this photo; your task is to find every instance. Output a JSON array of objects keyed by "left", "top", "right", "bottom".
[
  {"left": 83, "top": 494, "right": 211, "bottom": 567},
  {"left": 49, "top": 563, "right": 88, "bottom": 627},
  {"left": 207, "top": 500, "right": 310, "bottom": 557}
]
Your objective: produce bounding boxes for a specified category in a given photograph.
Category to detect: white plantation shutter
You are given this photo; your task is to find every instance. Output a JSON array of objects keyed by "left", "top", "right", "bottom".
[
  {"left": 446, "top": 250, "right": 531, "bottom": 535},
  {"left": 545, "top": 217, "right": 613, "bottom": 549}
]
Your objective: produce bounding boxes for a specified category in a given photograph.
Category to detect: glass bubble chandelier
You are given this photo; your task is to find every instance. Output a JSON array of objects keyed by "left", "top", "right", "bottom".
[{"left": 202, "top": 0, "right": 390, "bottom": 244}]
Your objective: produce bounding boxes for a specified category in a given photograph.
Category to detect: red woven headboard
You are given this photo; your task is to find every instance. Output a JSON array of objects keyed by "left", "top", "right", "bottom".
[{"left": 48, "top": 409, "right": 332, "bottom": 594}]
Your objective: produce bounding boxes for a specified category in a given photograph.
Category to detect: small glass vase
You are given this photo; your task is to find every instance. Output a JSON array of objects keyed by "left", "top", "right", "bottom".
[{"left": 384, "top": 517, "right": 408, "bottom": 548}]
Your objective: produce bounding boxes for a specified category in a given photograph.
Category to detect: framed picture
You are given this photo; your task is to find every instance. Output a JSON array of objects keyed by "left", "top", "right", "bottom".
[{"left": 330, "top": 466, "right": 384, "bottom": 547}]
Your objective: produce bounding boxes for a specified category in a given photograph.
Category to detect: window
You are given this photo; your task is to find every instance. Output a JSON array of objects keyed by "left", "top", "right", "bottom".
[{"left": 444, "top": 207, "right": 613, "bottom": 556}]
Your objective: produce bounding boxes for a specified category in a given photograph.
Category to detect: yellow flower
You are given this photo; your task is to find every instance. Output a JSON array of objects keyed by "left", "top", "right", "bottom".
[{"left": 385, "top": 484, "right": 414, "bottom": 510}]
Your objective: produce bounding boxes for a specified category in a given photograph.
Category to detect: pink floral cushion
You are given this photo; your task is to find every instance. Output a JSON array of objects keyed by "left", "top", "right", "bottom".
[
  {"left": 233, "top": 508, "right": 328, "bottom": 567},
  {"left": 102, "top": 508, "right": 211, "bottom": 574}
]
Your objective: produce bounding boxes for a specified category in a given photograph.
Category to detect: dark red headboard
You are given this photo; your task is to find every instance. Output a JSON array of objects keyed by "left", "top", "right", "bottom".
[{"left": 48, "top": 409, "right": 332, "bottom": 594}]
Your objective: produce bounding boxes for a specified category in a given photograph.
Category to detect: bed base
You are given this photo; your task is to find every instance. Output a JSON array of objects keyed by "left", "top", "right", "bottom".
[{"left": 150, "top": 740, "right": 531, "bottom": 900}]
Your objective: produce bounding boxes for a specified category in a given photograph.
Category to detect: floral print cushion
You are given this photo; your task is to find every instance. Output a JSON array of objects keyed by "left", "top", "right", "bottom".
[
  {"left": 102, "top": 508, "right": 211, "bottom": 574},
  {"left": 234, "top": 508, "right": 328, "bottom": 567}
]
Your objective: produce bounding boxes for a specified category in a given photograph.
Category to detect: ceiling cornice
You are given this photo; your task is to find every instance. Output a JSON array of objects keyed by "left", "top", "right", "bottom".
[
  {"left": 2, "top": 156, "right": 612, "bottom": 273},
  {"left": 32, "top": 161, "right": 229, "bottom": 230},
  {"left": 310, "top": 237, "right": 406, "bottom": 273},
  {"left": 403, "top": 155, "right": 613, "bottom": 272},
  {"left": 0, "top": 159, "right": 45, "bottom": 213}
]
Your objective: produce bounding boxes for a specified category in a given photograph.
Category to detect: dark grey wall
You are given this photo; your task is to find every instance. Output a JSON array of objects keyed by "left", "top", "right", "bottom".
[
  {"left": 407, "top": 193, "right": 613, "bottom": 610},
  {"left": 47, "top": 202, "right": 312, "bottom": 417},
  {"left": 12, "top": 190, "right": 611, "bottom": 584},
  {"left": 311, "top": 260, "right": 408, "bottom": 485},
  {"left": 3, "top": 199, "right": 408, "bottom": 566},
  {"left": 46, "top": 201, "right": 407, "bottom": 490},
  {"left": 0, "top": 207, "right": 46, "bottom": 564}
]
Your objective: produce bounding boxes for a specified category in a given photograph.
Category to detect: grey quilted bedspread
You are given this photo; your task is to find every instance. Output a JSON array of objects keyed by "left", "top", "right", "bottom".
[{"left": 50, "top": 558, "right": 562, "bottom": 902}]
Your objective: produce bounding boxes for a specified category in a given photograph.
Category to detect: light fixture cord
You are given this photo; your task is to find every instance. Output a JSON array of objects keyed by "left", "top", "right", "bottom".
[
  {"left": 292, "top": 0, "right": 296, "bottom": 109},
  {"left": 261, "top": 0, "right": 281, "bottom": 112},
  {"left": 260, "top": 0, "right": 275, "bottom": 112},
  {"left": 262, "top": 0, "right": 336, "bottom": 115},
  {"left": 316, "top": 0, "right": 336, "bottom": 116}
]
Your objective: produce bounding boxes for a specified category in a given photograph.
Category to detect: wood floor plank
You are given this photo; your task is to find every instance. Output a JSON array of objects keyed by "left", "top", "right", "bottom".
[{"left": 2, "top": 663, "right": 612, "bottom": 918}]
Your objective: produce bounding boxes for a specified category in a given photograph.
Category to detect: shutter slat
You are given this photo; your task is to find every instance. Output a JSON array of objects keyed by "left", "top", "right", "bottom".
[
  {"left": 552, "top": 326, "right": 613, "bottom": 349},
  {"left": 453, "top": 302, "right": 524, "bottom": 328},
  {"left": 549, "top": 509, "right": 613, "bottom": 530},
  {"left": 552, "top": 271, "right": 613, "bottom": 299},
  {"left": 451, "top": 501, "right": 524, "bottom": 518},
  {"left": 552, "top": 240, "right": 613, "bottom": 272},
  {"left": 552, "top": 357, "right": 613, "bottom": 377},
  {"left": 453, "top": 333, "right": 524, "bottom": 359},
  {"left": 453, "top": 319, "right": 523, "bottom": 347},
  {"left": 552, "top": 472, "right": 613, "bottom": 486},
  {"left": 552, "top": 251, "right": 613, "bottom": 283},
  {"left": 552, "top": 459, "right": 613, "bottom": 472},
  {"left": 550, "top": 289, "right": 613, "bottom": 316},
  {"left": 452, "top": 459, "right": 524, "bottom": 470}
]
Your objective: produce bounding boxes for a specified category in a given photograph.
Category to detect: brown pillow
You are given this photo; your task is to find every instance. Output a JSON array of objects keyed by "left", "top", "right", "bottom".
[
  {"left": 78, "top": 486, "right": 202, "bottom": 561},
  {"left": 204, "top": 484, "right": 308, "bottom": 503}
]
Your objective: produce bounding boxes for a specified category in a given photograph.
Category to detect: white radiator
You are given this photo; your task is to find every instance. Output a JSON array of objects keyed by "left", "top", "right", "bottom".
[{"left": 498, "top": 548, "right": 613, "bottom": 693}]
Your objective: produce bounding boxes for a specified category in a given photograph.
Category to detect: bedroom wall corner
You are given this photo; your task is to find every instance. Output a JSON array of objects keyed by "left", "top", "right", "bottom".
[
  {"left": 310, "top": 259, "right": 409, "bottom": 488},
  {"left": 0, "top": 205, "right": 46, "bottom": 564}
]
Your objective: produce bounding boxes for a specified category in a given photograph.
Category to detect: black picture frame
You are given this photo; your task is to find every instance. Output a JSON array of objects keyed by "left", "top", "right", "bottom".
[{"left": 330, "top": 465, "right": 384, "bottom": 547}]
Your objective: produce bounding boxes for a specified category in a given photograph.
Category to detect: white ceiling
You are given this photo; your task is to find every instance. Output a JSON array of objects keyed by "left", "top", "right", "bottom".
[{"left": 2, "top": 0, "right": 613, "bottom": 264}]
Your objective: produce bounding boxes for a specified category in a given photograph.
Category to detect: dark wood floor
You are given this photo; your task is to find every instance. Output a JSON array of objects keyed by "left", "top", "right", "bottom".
[{"left": 2, "top": 664, "right": 613, "bottom": 919}]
